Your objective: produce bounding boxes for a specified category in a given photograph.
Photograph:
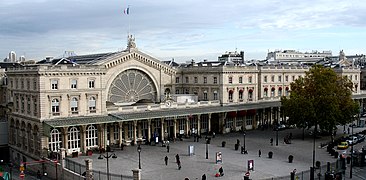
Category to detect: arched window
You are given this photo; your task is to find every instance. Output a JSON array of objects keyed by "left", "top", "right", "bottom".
[
  {"left": 271, "top": 87, "right": 275, "bottom": 97},
  {"left": 248, "top": 89, "right": 253, "bottom": 101},
  {"left": 239, "top": 89, "right": 243, "bottom": 100},
  {"left": 51, "top": 99, "right": 60, "bottom": 116},
  {"left": 86, "top": 125, "right": 98, "bottom": 148},
  {"left": 264, "top": 88, "right": 268, "bottom": 97},
  {"left": 70, "top": 97, "right": 78, "bottom": 114},
  {"left": 285, "top": 87, "right": 290, "bottom": 96},
  {"left": 228, "top": 90, "right": 233, "bottom": 101},
  {"left": 89, "top": 97, "right": 96, "bottom": 113},
  {"left": 278, "top": 87, "right": 282, "bottom": 96},
  {"left": 68, "top": 127, "right": 80, "bottom": 152},
  {"left": 49, "top": 129, "right": 61, "bottom": 152}
]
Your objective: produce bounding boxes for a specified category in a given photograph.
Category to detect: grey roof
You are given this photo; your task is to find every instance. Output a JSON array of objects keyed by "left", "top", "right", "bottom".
[
  {"left": 44, "top": 101, "right": 281, "bottom": 128},
  {"left": 37, "top": 52, "right": 119, "bottom": 65}
]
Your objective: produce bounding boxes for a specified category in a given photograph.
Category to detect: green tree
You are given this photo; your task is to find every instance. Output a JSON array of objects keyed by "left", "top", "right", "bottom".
[{"left": 281, "top": 65, "right": 359, "bottom": 138}]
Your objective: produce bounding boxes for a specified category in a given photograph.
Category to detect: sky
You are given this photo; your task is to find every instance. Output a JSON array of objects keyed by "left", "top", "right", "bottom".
[{"left": 1, "top": 0, "right": 366, "bottom": 63}]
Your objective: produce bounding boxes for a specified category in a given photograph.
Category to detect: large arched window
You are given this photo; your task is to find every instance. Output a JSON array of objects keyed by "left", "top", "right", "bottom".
[
  {"left": 239, "top": 89, "right": 243, "bottom": 100},
  {"left": 248, "top": 89, "right": 253, "bottom": 101},
  {"left": 70, "top": 97, "right": 78, "bottom": 114},
  {"left": 86, "top": 125, "right": 98, "bottom": 148},
  {"left": 49, "top": 129, "right": 61, "bottom": 152},
  {"left": 264, "top": 88, "right": 268, "bottom": 97},
  {"left": 278, "top": 87, "right": 282, "bottom": 96},
  {"left": 228, "top": 90, "right": 233, "bottom": 101},
  {"left": 271, "top": 87, "right": 275, "bottom": 97},
  {"left": 51, "top": 98, "right": 60, "bottom": 116},
  {"left": 89, "top": 97, "right": 96, "bottom": 113},
  {"left": 68, "top": 127, "right": 80, "bottom": 152}
]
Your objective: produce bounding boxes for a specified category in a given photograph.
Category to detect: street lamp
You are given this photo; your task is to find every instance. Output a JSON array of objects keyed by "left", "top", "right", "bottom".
[
  {"left": 98, "top": 150, "right": 117, "bottom": 180},
  {"left": 243, "top": 131, "right": 246, "bottom": 152},
  {"left": 137, "top": 145, "right": 141, "bottom": 169},
  {"left": 276, "top": 128, "right": 279, "bottom": 146},
  {"left": 350, "top": 123, "right": 355, "bottom": 178},
  {"left": 205, "top": 137, "right": 209, "bottom": 159}
]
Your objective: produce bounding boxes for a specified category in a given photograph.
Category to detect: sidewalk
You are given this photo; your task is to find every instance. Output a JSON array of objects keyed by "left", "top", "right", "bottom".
[{"left": 67, "top": 126, "right": 365, "bottom": 180}]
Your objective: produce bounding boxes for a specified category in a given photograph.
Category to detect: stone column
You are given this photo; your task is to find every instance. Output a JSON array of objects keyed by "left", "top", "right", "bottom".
[
  {"left": 62, "top": 127, "right": 68, "bottom": 154},
  {"left": 80, "top": 125, "right": 87, "bottom": 154},
  {"left": 219, "top": 112, "right": 226, "bottom": 134},
  {"left": 173, "top": 118, "right": 177, "bottom": 140},
  {"left": 186, "top": 116, "right": 190, "bottom": 136},
  {"left": 133, "top": 121, "right": 137, "bottom": 145},
  {"left": 197, "top": 114, "right": 201, "bottom": 135},
  {"left": 97, "top": 124, "right": 104, "bottom": 149},
  {"left": 208, "top": 113, "right": 212, "bottom": 133},
  {"left": 85, "top": 159, "right": 93, "bottom": 180},
  {"left": 147, "top": 120, "right": 151, "bottom": 143},
  {"left": 110, "top": 124, "right": 114, "bottom": 145},
  {"left": 119, "top": 122, "right": 123, "bottom": 147},
  {"left": 60, "top": 148, "right": 66, "bottom": 168},
  {"left": 233, "top": 113, "right": 237, "bottom": 132},
  {"left": 160, "top": 118, "right": 164, "bottom": 141},
  {"left": 132, "top": 169, "right": 141, "bottom": 180}
]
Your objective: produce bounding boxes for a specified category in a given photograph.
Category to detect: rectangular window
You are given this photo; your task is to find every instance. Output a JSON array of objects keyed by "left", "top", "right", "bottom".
[
  {"left": 285, "top": 76, "right": 288, "bottom": 82},
  {"left": 175, "top": 77, "right": 180, "bottom": 83},
  {"left": 292, "top": 76, "right": 295, "bottom": 81},
  {"left": 88, "top": 80, "right": 95, "bottom": 89},
  {"left": 71, "top": 79, "right": 77, "bottom": 89},
  {"left": 33, "top": 97, "right": 38, "bottom": 116},
  {"left": 213, "top": 92, "right": 218, "bottom": 100},
  {"left": 203, "top": 92, "right": 208, "bottom": 100},
  {"left": 27, "top": 80, "right": 30, "bottom": 90},
  {"left": 248, "top": 76, "right": 252, "bottom": 83},
  {"left": 194, "top": 77, "right": 198, "bottom": 83},
  {"left": 264, "top": 76, "right": 267, "bottom": 82},
  {"left": 21, "top": 80, "right": 24, "bottom": 89},
  {"left": 278, "top": 75, "right": 282, "bottom": 82},
  {"left": 228, "top": 77, "right": 233, "bottom": 84},
  {"left": 271, "top": 76, "right": 274, "bottom": 82},
  {"left": 239, "top": 77, "right": 243, "bottom": 83},
  {"left": 213, "top": 77, "right": 217, "bottom": 84},
  {"left": 185, "top": 77, "right": 189, "bottom": 83},
  {"left": 51, "top": 80, "right": 58, "bottom": 90},
  {"left": 204, "top": 77, "right": 207, "bottom": 84},
  {"left": 33, "top": 79, "right": 37, "bottom": 90},
  {"left": 175, "top": 89, "right": 179, "bottom": 94}
]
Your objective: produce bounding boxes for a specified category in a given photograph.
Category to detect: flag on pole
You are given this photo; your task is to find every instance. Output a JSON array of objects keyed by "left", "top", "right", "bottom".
[{"left": 124, "top": 7, "right": 130, "bottom": 14}]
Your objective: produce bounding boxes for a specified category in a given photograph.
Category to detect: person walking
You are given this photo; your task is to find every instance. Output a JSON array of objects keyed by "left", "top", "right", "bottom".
[
  {"left": 167, "top": 144, "right": 170, "bottom": 153},
  {"left": 164, "top": 156, "right": 168, "bottom": 166},
  {"left": 202, "top": 174, "right": 206, "bottom": 180},
  {"left": 175, "top": 154, "right": 180, "bottom": 162},
  {"left": 258, "top": 149, "right": 261, "bottom": 157},
  {"left": 177, "top": 159, "right": 181, "bottom": 170},
  {"left": 219, "top": 166, "right": 224, "bottom": 176}
]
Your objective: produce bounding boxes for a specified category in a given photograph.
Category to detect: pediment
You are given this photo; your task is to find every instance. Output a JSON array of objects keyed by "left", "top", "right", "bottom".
[{"left": 96, "top": 49, "right": 176, "bottom": 75}]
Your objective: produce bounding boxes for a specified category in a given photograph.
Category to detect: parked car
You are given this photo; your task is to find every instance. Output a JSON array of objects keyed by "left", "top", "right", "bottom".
[
  {"left": 355, "top": 134, "right": 365, "bottom": 143},
  {"left": 346, "top": 136, "right": 358, "bottom": 145},
  {"left": 273, "top": 124, "right": 286, "bottom": 131},
  {"left": 337, "top": 141, "right": 349, "bottom": 150}
]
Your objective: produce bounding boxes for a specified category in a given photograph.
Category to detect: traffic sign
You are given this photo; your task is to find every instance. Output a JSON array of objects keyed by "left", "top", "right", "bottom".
[{"left": 19, "top": 165, "right": 24, "bottom": 172}]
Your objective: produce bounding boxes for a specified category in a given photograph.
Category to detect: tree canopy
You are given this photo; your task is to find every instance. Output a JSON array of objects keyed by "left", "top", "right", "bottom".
[{"left": 281, "top": 65, "right": 359, "bottom": 132}]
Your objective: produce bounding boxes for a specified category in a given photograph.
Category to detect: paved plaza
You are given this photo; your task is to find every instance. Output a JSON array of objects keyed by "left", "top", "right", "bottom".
[{"left": 67, "top": 126, "right": 366, "bottom": 180}]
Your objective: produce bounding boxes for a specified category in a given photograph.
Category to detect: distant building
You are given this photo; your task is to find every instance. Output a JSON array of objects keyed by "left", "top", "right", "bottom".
[
  {"left": 218, "top": 51, "right": 244, "bottom": 64},
  {"left": 266, "top": 50, "right": 332, "bottom": 64},
  {"left": 8, "top": 51, "right": 16, "bottom": 62},
  {"left": 19, "top": 55, "right": 25, "bottom": 62}
]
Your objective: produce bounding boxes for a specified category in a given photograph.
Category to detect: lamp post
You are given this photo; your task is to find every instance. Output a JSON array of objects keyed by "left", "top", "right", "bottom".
[
  {"left": 98, "top": 150, "right": 117, "bottom": 180},
  {"left": 137, "top": 145, "right": 141, "bottom": 169},
  {"left": 205, "top": 137, "right": 209, "bottom": 159},
  {"left": 276, "top": 129, "right": 279, "bottom": 146},
  {"left": 243, "top": 131, "right": 246, "bottom": 152},
  {"left": 350, "top": 123, "right": 355, "bottom": 178}
]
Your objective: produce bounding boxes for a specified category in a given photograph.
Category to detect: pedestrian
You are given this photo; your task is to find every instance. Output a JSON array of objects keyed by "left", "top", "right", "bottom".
[
  {"left": 177, "top": 159, "right": 181, "bottom": 170},
  {"left": 258, "top": 149, "right": 261, "bottom": 157},
  {"left": 37, "top": 170, "right": 42, "bottom": 179},
  {"left": 167, "top": 144, "right": 170, "bottom": 153},
  {"left": 202, "top": 173, "right": 206, "bottom": 180},
  {"left": 164, "top": 156, "right": 168, "bottom": 166},
  {"left": 270, "top": 138, "right": 273, "bottom": 146},
  {"left": 219, "top": 166, "right": 224, "bottom": 176},
  {"left": 175, "top": 154, "right": 180, "bottom": 162}
]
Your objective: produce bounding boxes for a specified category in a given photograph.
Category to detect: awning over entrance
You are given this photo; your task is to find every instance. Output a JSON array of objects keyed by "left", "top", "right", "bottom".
[{"left": 43, "top": 101, "right": 281, "bottom": 128}]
